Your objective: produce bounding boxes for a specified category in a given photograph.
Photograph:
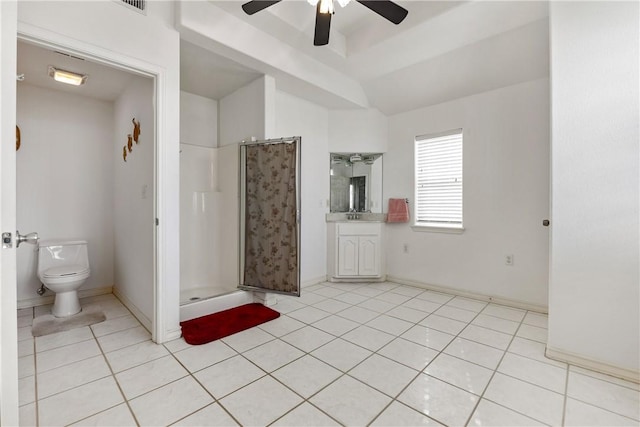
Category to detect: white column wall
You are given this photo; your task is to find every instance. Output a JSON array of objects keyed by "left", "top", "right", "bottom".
[
  {"left": 276, "top": 91, "right": 330, "bottom": 285},
  {"left": 548, "top": 1, "right": 639, "bottom": 376}
]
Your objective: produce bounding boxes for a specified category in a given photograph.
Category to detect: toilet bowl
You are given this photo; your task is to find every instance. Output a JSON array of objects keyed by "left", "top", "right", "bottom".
[{"left": 37, "top": 240, "right": 90, "bottom": 317}]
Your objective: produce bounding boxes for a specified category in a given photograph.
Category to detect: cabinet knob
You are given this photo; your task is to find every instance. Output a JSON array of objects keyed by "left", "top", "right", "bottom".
[{"left": 542, "top": 219, "right": 550, "bottom": 227}]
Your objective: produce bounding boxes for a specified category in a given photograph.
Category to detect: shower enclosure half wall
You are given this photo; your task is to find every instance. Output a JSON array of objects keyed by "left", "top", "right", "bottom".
[{"left": 179, "top": 143, "right": 240, "bottom": 306}]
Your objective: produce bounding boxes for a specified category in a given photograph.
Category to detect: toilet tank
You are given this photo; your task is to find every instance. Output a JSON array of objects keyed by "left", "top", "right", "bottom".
[{"left": 37, "top": 240, "right": 89, "bottom": 275}]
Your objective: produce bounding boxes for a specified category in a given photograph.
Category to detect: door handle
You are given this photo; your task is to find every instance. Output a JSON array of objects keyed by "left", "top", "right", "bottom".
[{"left": 16, "top": 231, "right": 39, "bottom": 248}]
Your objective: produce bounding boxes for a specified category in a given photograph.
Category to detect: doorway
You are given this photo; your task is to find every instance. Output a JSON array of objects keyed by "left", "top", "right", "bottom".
[{"left": 15, "top": 38, "right": 158, "bottom": 332}]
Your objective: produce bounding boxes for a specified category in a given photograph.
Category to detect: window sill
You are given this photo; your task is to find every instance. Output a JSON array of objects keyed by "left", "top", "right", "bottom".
[{"left": 411, "top": 224, "right": 465, "bottom": 234}]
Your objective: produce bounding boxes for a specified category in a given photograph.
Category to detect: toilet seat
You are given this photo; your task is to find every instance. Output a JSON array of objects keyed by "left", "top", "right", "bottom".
[{"left": 42, "top": 264, "right": 90, "bottom": 278}]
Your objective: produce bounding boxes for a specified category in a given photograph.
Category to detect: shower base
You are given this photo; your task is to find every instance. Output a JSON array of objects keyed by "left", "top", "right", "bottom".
[
  {"left": 180, "top": 285, "right": 238, "bottom": 305},
  {"left": 179, "top": 288, "right": 254, "bottom": 322}
]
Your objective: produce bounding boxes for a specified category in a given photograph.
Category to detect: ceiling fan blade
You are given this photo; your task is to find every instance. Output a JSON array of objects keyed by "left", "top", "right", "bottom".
[
  {"left": 314, "top": 4, "right": 332, "bottom": 46},
  {"left": 241, "top": 0, "right": 282, "bottom": 15},
  {"left": 356, "top": 0, "right": 408, "bottom": 25}
]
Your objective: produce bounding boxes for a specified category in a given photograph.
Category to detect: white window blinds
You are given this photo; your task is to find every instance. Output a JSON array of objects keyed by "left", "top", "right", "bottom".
[{"left": 415, "top": 130, "right": 463, "bottom": 226}]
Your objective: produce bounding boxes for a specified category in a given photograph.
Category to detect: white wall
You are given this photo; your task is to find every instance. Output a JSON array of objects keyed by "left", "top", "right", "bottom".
[
  {"left": 384, "top": 79, "right": 550, "bottom": 308},
  {"left": 276, "top": 91, "right": 329, "bottom": 284},
  {"left": 180, "top": 91, "right": 218, "bottom": 147},
  {"left": 18, "top": 0, "right": 181, "bottom": 342},
  {"left": 113, "top": 76, "right": 155, "bottom": 326},
  {"left": 16, "top": 84, "right": 114, "bottom": 303},
  {"left": 219, "top": 75, "right": 275, "bottom": 145},
  {"left": 548, "top": 2, "right": 639, "bottom": 376},
  {"left": 328, "top": 108, "right": 388, "bottom": 153}
]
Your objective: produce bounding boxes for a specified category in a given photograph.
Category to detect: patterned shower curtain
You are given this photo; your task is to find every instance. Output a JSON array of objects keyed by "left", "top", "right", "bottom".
[{"left": 243, "top": 141, "right": 298, "bottom": 293}]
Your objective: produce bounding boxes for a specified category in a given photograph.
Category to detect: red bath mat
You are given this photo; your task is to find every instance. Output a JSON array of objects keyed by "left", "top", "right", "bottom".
[{"left": 180, "top": 303, "right": 280, "bottom": 345}]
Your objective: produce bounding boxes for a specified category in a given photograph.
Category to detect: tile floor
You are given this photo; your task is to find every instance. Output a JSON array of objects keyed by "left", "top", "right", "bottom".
[{"left": 17, "top": 282, "right": 640, "bottom": 426}]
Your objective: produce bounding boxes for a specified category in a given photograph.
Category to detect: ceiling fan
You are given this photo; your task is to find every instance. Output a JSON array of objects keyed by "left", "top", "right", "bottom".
[{"left": 241, "top": 0, "right": 408, "bottom": 46}]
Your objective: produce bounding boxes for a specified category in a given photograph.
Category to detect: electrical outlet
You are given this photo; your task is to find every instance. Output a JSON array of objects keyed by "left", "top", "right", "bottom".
[
  {"left": 505, "top": 255, "right": 514, "bottom": 266},
  {"left": 403, "top": 243, "right": 409, "bottom": 253}
]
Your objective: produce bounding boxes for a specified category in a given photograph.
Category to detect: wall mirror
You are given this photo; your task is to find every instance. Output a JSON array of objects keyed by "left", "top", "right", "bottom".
[{"left": 330, "top": 153, "right": 383, "bottom": 213}]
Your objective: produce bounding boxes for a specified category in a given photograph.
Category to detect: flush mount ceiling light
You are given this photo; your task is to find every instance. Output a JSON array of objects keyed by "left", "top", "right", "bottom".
[
  {"left": 48, "top": 66, "right": 87, "bottom": 86},
  {"left": 241, "top": 0, "right": 408, "bottom": 46}
]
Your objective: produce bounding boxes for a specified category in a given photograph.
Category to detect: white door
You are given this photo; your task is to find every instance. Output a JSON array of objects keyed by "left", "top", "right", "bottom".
[
  {"left": 358, "top": 235, "right": 380, "bottom": 277},
  {"left": 0, "top": 2, "right": 20, "bottom": 425},
  {"left": 337, "top": 235, "right": 358, "bottom": 277}
]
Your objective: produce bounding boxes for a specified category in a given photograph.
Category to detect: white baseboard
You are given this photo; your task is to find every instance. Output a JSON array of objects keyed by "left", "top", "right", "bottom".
[
  {"left": 301, "top": 276, "right": 327, "bottom": 288},
  {"left": 17, "top": 286, "right": 113, "bottom": 310},
  {"left": 113, "top": 287, "right": 152, "bottom": 332},
  {"left": 162, "top": 328, "right": 183, "bottom": 344},
  {"left": 326, "top": 275, "right": 387, "bottom": 283},
  {"left": 546, "top": 346, "right": 640, "bottom": 384},
  {"left": 386, "top": 275, "right": 548, "bottom": 314}
]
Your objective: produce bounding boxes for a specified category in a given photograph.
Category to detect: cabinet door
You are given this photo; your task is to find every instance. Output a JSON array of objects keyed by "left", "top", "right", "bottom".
[
  {"left": 337, "top": 235, "right": 359, "bottom": 276},
  {"left": 358, "top": 236, "right": 380, "bottom": 277}
]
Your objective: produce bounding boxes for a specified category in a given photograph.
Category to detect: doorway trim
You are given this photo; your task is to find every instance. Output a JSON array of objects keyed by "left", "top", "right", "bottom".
[{"left": 16, "top": 21, "right": 176, "bottom": 344}]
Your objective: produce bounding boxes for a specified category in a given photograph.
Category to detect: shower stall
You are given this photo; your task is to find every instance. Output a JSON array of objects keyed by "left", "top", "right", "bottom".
[
  {"left": 179, "top": 137, "right": 301, "bottom": 321},
  {"left": 179, "top": 143, "right": 251, "bottom": 320}
]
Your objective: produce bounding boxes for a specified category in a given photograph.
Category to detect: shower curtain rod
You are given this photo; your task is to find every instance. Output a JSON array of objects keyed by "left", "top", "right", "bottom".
[{"left": 240, "top": 136, "right": 300, "bottom": 146}]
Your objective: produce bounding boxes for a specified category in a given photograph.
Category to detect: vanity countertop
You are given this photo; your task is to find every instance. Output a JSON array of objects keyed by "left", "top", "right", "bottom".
[{"left": 325, "top": 213, "right": 387, "bottom": 223}]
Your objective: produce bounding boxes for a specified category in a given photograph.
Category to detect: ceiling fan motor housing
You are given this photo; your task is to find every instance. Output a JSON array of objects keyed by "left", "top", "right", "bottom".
[{"left": 241, "top": 0, "right": 408, "bottom": 46}]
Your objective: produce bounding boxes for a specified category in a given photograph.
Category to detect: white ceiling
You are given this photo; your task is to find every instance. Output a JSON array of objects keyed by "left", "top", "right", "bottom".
[
  {"left": 178, "top": 0, "right": 550, "bottom": 115},
  {"left": 16, "top": 40, "right": 144, "bottom": 102}
]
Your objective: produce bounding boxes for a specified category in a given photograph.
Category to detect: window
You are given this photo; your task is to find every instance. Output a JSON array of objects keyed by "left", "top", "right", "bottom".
[{"left": 414, "top": 130, "right": 463, "bottom": 230}]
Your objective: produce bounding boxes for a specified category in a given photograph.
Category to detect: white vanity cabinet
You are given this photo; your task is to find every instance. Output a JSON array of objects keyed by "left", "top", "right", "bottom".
[{"left": 327, "top": 222, "right": 385, "bottom": 281}]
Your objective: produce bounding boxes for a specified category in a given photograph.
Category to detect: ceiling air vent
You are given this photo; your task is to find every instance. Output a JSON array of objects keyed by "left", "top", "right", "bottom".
[{"left": 117, "top": 0, "right": 146, "bottom": 15}]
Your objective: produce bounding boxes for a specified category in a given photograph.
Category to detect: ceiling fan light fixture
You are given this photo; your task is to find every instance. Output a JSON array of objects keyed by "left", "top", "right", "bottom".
[
  {"left": 319, "top": 0, "right": 334, "bottom": 14},
  {"left": 242, "top": 0, "right": 408, "bottom": 46},
  {"left": 309, "top": 0, "right": 348, "bottom": 10}
]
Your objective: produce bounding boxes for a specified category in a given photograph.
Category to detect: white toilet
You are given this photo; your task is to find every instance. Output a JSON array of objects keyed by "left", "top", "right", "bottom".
[{"left": 37, "top": 240, "right": 90, "bottom": 317}]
